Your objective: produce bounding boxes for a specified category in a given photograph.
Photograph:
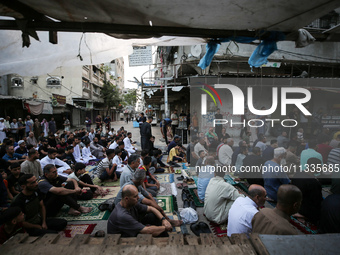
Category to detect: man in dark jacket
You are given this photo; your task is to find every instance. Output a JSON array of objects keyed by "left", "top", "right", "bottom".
[{"left": 141, "top": 116, "right": 153, "bottom": 151}]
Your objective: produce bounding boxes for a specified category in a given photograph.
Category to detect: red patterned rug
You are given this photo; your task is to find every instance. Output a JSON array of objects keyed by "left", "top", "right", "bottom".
[
  {"left": 60, "top": 224, "right": 97, "bottom": 238},
  {"left": 289, "top": 217, "right": 318, "bottom": 234},
  {"left": 208, "top": 221, "right": 228, "bottom": 237}
]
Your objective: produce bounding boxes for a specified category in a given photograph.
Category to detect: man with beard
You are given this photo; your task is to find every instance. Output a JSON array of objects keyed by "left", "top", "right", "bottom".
[
  {"left": 11, "top": 174, "right": 67, "bottom": 236},
  {"left": 38, "top": 164, "right": 92, "bottom": 216},
  {"left": 141, "top": 116, "right": 153, "bottom": 151},
  {"left": 90, "top": 136, "right": 105, "bottom": 158},
  {"left": 21, "top": 149, "right": 43, "bottom": 178}
]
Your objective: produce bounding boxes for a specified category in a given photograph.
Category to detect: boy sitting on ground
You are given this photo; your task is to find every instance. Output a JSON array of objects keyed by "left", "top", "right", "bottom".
[{"left": 68, "top": 163, "right": 108, "bottom": 199}]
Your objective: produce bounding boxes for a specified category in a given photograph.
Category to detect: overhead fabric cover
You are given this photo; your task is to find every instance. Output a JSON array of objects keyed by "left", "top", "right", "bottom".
[{"left": 0, "top": 28, "right": 205, "bottom": 76}]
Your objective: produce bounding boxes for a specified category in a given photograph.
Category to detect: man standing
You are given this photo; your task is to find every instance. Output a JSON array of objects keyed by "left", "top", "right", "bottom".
[
  {"left": 252, "top": 185, "right": 302, "bottom": 235},
  {"left": 38, "top": 164, "right": 92, "bottom": 216},
  {"left": 63, "top": 117, "right": 70, "bottom": 132},
  {"left": 0, "top": 118, "right": 7, "bottom": 143},
  {"left": 48, "top": 118, "right": 57, "bottom": 134},
  {"left": 214, "top": 108, "right": 223, "bottom": 139},
  {"left": 171, "top": 110, "right": 179, "bottom": 136},
  {"left": 21, "top": 149, "right": 43, "bottom": 178},
  {"left": 227, "top": 185, "right": 267, "bottom": 236},
  {"left": 25, "top": 117, "right": 33, "bottom": 137},
  {"left": 140, "top": 116, "right": 153, "bottom": 151},
  {"left": 218, "top": 138, "right": 234, "bottom": 166},
  {"left": 10, "top": 118, "right": 19, "bottom": 141},
  {"left": 11, "top": 174, "right": 67, "bottom": 236},
  {"left": 85, "top": 117, "right": 92, "bottom": 132}
]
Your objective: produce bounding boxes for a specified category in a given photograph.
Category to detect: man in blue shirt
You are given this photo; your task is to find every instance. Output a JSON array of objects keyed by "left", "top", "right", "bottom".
[
  {"left": 263, "top": 147, "right": 290, "bottom": 201},
  {"left": 2, "top": 145, "right": 26, "bottom": 164}
]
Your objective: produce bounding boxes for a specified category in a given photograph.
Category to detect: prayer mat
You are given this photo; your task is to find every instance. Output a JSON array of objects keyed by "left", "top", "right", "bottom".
[
  {"left": 158, "top": 183, "right": 173, "bottom": 196},
  {"left": 92, "top": 177, "right": 120, "bottom": 187},
  {"left": 60, "top": 224, "right": 96, "bottom": 238},
  {"left": 156, "top": 174, "right": 174, "bottom": 184},
  {"left": 56, "top": 199, "right": 110, "bottom": 221},
  {"left": 156, "top": 196, "right": 174, "bottom": 214},
  {"left": 85, "top": 165, "right": 97, "bottom": 172},
  {"left": 93, "top": 186, "right": 120, "bottom": 200},
  {"left": 166, "top": 213, "right": 189, "bottom": 234},
  {"left": 289, "top": 216, "right": 318, "bottom": 234},
  {"left": 188, "top": 188, "right": 204, "bottom": 207},
  {"left": 208, "top": 221, "right": 228, "bottom": 237}
]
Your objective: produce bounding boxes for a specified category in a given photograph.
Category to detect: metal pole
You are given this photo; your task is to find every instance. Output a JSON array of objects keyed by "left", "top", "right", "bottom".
[{"left": 164, "top": 79, "right": 169, "bottom": 118}]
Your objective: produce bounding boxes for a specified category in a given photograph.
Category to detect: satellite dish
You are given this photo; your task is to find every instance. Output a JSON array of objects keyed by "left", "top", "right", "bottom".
[{"left": 190, "top": 45, "right": 202, "bottom": 57}]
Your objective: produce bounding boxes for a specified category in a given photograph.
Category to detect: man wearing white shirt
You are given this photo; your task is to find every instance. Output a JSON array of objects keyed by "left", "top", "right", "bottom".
[
  {"left": 72, "top": 137, "right": 87, "bottom": 163},
  {"left": 109, "top": 135, "right": 121, "bottom": 150},
  {"left": 123, "top": 132, "right": 137, "bottom": 154},
  {"left": 227, "top": 185, "right": 267, "bottom": 237},
  {"left": 82, "top": 140, "right": 96, "bottom": 162},
  {"left": 218, "top": 138, "right": 234, "bottom": 166},
  {"left": 88, "top": 129, "right": 95, "bottom": 142},
  {"left": 40, "top": 148, "right": 72, "bottom": 177},
  {"left": 112, "top": 148, "right": 125, "bottom": 175}
]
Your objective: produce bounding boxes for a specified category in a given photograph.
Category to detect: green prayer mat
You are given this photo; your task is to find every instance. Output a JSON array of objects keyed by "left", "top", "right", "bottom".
[
  {"left": 188, "top": 188, "right": 204, "bottom": 207},
  {"left": 56, "top": 199, "right": 110, "bottom": 221},
  {"left": 156, "top": 196, "right": 173, "bottom": 214}
]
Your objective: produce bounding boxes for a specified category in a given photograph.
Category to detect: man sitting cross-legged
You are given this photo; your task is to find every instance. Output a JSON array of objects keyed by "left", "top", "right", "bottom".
[
  {"left": 38, "top": 164, "right": 92, "bottom": 216},
  {"left": 68, "top": 163, "right": 106, "bottom": 199},
  {"left": 11, "top": 174, "right": 67, "bottom": 236},
  {"left": 227, "top": 184, "right": 267, "bottom": 237},
  {"left": 107, "top": 184, "right": 172, "bottom": 237},
  {"left": 251, "top": 184, "right": 302, "bottom": 235},
  {"left": 115, "top": 169, "right": 182, "bottom": 228}
]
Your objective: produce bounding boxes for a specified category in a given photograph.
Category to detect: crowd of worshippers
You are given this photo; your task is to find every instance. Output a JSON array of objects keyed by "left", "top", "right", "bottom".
[
  {"left": 186, "top": 126, "right": 340, "bottom": 235},
  {"left": 0, "top": 116, "right": 186, "bottom": 244}
]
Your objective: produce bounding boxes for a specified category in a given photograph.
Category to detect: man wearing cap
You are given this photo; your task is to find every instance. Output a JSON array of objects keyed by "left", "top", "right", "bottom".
[
  {"left": 0, "top": 118, "right": 6, "bottom": 143},
  {"left": 15, "top": 140, "right": 28, "bottom": 155},
  {"left": 0, "top": 207, "right": 26, "bottom": 244}
]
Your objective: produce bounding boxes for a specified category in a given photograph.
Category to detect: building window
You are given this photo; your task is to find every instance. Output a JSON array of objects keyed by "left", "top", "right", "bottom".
[
  {"left": 82, "top": 79, "right": 90, "bottom": 90},
  {"left": 11, "top": 77, "right": 23, "bottom": 87},
  {"left": 46, "top": 77, "right": 61, "bottom": 87}
]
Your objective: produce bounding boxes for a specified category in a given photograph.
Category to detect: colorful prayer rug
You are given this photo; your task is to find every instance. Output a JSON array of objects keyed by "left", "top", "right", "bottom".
[
  {"left": 156, "top": 196, "right": 174, "bottom": 213},
  {"left": 289, "top": 216, "right": 318, "bottom": 234},
  {"left": 92, "top": 177, "right": 120, "bottom": 187},
  {"left": 208, "top": 221, "right": 228, "bottom": 237},
  {"left": 93, "top": 186, "right": 120, "bottom": 200},
  {"left": 60, "top": 224, "right": 96, "bottom": 238},
  {"left": 56, "top": 199, "right": 110, "bottom": 221},
  {"left": 156, "top": 174, "right": 174, "bottom": 184}
]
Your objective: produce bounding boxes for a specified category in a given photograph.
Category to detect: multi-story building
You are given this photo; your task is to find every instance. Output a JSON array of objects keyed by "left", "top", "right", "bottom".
[{"left": 0, "top": 63, "right": 116, "bottom": 129}]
